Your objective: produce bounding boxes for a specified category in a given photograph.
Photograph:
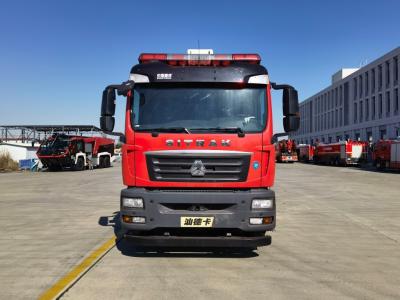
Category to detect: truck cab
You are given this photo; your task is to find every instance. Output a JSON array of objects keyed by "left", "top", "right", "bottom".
[{"left": 100, "top": 49, "right": 299, "bottom": 249}]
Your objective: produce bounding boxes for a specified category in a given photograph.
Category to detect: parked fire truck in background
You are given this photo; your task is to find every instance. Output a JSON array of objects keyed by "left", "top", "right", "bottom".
[
  {"left": 313, "top": 140, "right": 367, "bottom": 166},
  {"left": 99, "top": 49, "right": 299, "bottom": 250},
  {"left": 37, "top": 134, "right": 114, "bottom": 171},
  {"left": 275, "top": 139, "right": 298, "bottom": 163},
  {"left": 297, "top": 144, "right": 314, "bottom": 162},
  {"left": 373, "top": 139, "right": 400, "bottom": 170}
]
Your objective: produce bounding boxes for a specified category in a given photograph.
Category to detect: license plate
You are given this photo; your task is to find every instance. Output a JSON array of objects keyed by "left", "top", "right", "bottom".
[{"left": 180, "top": 216, "right": 214, "bottom": 227}]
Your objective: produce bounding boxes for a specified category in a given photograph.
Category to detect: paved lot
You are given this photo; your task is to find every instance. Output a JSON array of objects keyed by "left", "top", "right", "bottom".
[
  {"left": 1, "top": 163, "right": 400, "bottom": 299},
  {"left": 0, "top": 165, "right": 122, "bottom": 299}
]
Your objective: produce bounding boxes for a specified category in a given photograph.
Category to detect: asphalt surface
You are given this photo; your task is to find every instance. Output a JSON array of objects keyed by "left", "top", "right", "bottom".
[
  {"left": 1, "top": 163, "right": 400, "bottom": 299},
  {"left": 0, "top": 165, "right": 121, "bottom": 299}
]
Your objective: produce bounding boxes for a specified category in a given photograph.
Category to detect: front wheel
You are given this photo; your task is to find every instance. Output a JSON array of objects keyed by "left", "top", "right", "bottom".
[
  {"left": 73, "top": 157, "right": 85, "bottom": 171},
  {"left": 104, "top": 156, "right": 111, "bottom": 168}
]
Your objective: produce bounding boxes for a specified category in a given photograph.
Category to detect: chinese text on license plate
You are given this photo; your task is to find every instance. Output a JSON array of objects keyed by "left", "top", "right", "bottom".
[{"left": 180, "top": 217, "right": 214, "bottom": 227}]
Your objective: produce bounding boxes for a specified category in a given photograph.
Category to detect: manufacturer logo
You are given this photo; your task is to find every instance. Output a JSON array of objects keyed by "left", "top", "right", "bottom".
[
  {"left": 165, "top": 139, "right": 230, "bottom": 147},
  {"left": 190, "top": 160, "right": 206, "bottom": 177},
  {"left": 157, "top": 73, "right": 172, "bottom": 80}
]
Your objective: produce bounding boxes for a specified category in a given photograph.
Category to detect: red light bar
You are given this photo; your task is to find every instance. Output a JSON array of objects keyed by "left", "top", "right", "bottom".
[
  {"left": 138, "top": 53, "right": 167, "bottom": 63},
  {"left": 138, "top": 53, "right": 261, "bottom": 65},
  {"left": 232, "top": 54, "right": 261, "bottom": 62}
]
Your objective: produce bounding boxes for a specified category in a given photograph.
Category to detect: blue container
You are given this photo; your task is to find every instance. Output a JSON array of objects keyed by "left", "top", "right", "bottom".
[{"left": 19, "top": 159, "right": 35, "bottom": 170}]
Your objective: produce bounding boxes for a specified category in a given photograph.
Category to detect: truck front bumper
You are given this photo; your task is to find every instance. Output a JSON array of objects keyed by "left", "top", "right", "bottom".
[
  {"left": 120, "top": 188, "right": 275, "bottom": 247},
  {"left": 125, "top": 234, "right": 271, "bottom": 248}
]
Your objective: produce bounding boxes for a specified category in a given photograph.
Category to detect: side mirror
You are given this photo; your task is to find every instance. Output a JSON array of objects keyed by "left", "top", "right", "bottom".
[
  {"left": 100, "top": 87, "right": 116, "bottom": 132},
  {"left": 101, "top": 87, "right": 116, "bottom": 116},
  {"left": 271, "top": 83, "right": 300, "bottom": 133},
  {"left": 283, "top": 87, "right": 299, "bottom": 116},
  {"left": 100, "top": 116, "right": 115, "bottom": 132},
  {"left": 283, "top": 115, "right": 300, "bottom": 132},
  {"left": 282, "top": 87, "right": 299, "bottom": 132}
]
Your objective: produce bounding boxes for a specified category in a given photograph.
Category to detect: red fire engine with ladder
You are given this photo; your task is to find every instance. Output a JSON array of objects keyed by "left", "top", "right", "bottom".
[{"left": 275, "top": 139, "right": 298, "bottom": 163}]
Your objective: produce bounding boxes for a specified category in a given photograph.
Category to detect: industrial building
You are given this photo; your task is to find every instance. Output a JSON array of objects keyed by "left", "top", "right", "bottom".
[{"left": 290, "top": 47, "right": 400, "bottom": 144}]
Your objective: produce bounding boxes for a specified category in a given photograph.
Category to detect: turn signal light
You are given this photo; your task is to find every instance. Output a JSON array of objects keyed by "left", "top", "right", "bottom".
[
  {"left": 263, "top": 217, "right": 273, "bottom": 224},
  {"left": 122, "top": 215, "right": 133, "bottom": 223}
]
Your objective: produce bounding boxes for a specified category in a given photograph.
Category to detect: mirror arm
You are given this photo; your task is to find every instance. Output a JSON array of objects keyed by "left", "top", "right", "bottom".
[
  {"left": 272, "top": 132, "right": 288, "bottom": 144},
  {"left": 103, "top": 80, "right": 134, "bottom": 99},
  {"left": 271, "top": 82, "right": 295, "bottom": 91}
]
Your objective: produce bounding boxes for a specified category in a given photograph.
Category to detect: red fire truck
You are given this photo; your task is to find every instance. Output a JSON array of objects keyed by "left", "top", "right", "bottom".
[
  {"left": 297, "top": 144, "right": 314, "bottom": 162},
  {"left": 100, "top": 49, "right": 299, "bottom": 250},
  {"left": 314, "top": 140, "right": 367, "bottom": 166},
  {"left": 373, "top": 139, "right": 400, "bottom": 170},
  {"left": 275, "top": 139, "right": 298, "bottom": 163},
  {"left": 37, "top": 134, "right": 114, "bottom": 171}
]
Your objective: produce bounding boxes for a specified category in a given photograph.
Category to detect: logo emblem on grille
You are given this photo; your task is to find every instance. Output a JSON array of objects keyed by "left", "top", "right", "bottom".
[{"left": 190, "top": 160, "right": 206, "bottom": 177}]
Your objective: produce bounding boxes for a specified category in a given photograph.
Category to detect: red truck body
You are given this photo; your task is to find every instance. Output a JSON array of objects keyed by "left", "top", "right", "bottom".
[
  {"left": 100, "top": 50, "right": 299, "bottom": 249},
  {"left": 314, "top": 140, "right": 367, "bottom": 165},
  {"left": 37, "top": 134, "right": 114, "bottom": 171},
  {"left": 298, "top": 144, "right": 314, "bottom": 162},
  {"left": 373, "top": 139, "right": 400, "bottom": 170},
  {"left": 275, "top": 139, "right": 298, "bottom": 163}
]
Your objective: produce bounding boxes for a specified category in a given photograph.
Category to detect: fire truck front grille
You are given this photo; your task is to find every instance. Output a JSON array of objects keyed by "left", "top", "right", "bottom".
[{"left": 146, "top": 151, "right": 251, "bottom": 182}]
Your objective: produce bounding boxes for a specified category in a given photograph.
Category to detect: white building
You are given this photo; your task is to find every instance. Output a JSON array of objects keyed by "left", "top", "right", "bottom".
[
  {"left": 291, "top": 47, "right": 400, "bottom": 144},
  {"left": 0, "top": 141, "right": 39, "bottom": 162}
]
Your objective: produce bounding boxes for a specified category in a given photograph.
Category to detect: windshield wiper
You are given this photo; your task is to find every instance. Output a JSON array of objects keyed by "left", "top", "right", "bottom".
[
  {"left": 190, "top": 127, "right": 245, "bottom": 137},
  {"left": 136, "top": 127, "right": 191, "bottom": 135}
]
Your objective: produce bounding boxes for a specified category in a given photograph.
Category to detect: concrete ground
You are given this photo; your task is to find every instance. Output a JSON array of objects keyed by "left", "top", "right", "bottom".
[
  {"left": 1, "top": 163, "right": 400, "bottom": 299},
  {"left": 0, "top": 165, "right": 122, "bottom": 299}
]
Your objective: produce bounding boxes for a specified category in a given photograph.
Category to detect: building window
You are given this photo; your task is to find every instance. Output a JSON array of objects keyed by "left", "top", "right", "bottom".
[
  {"left": 335, "top": 109, "right": 338, "bottom": 127},
  {"left": 353, "top": 77, "right": 357, "bottom": 100},
  {"left": 340, "top": 108, "right": 343, "bottom": 126},
  {"left": 355, "top": 133, "right": 360, "bottom": 141},
  {"left": 359, "top": 75, "right": 363, "bottom": 98},
  {"left": 371, "top": 68, "right": 376, "bottom": 93},
  {"left": 365, "top": 72, "right": 369, "bottom": 96},
  {"left": 386, "top": 91, "right": 391, "bottom": 116},
  {"left": 379, "top": 94, "right": 383, "bottom": 118},
  {"left": 372, "top": 96, "right": 376, "bottom": 120},
  {"left": 366, "top": 98, "right": 369, "bottom": 120},
  {"left": 395, "top": 88, "right": 399, "bottom": 114},
  {"left": 380, "top": 128, "right": 387, "bottom": 139},
  {"left": 394, "top": 56, "right": 399, "bottom": 85},
  {"left": 386, "top": 60, "right": 390, "bottom": 88},
  {"left": 354, "top": 102, "right": 358, "bottom": 123},
  {"left": 360, "top": 100, "right": 363, "bottom": 122},
  {"left": 339, "top": 85, "right": 343, "bottom": 105},
  {"left": 378, "top": 65, "right": 382, "bottom": 91}
]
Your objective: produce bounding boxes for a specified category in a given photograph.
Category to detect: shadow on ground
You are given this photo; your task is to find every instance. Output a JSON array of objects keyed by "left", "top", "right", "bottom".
[{"left": 98, "top": 212, "right": 258, "bottom": 258}]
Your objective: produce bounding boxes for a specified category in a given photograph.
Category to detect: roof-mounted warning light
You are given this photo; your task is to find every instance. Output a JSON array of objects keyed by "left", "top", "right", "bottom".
[{"left": 138, "top": 52, "right": 261, "bottom": 66}]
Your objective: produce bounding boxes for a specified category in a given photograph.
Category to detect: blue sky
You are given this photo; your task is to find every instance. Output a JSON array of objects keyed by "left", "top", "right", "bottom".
[{"left": 0, "top": 0, "right": 399, "bottom": 133}]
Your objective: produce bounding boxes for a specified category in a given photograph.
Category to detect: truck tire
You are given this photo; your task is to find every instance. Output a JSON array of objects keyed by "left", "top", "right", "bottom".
[
  {"left": 104, "top": 156, "right": 111, "bottom": 168},
  {"left": 98, "top": 157, "right": 104, "bottom": 168},
  {"left": 73, "top": 157, "right": 85, "bottom": 171}
]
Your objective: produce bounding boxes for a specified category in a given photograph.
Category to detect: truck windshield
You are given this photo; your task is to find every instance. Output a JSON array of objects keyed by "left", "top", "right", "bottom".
[
  {"left": 132, "top": 86, "right": 267, "bottom": 133},
  {"left": 41, "top": 136, "right": 69, "bottom": 150}
]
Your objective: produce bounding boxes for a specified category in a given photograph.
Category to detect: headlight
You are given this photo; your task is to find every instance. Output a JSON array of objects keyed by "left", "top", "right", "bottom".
[
  {"left": 122, "top": 197, "right": 144, "bottom": 208},
  {"left": 252, "top": 199, "right": 273, "bottom": 209}
]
